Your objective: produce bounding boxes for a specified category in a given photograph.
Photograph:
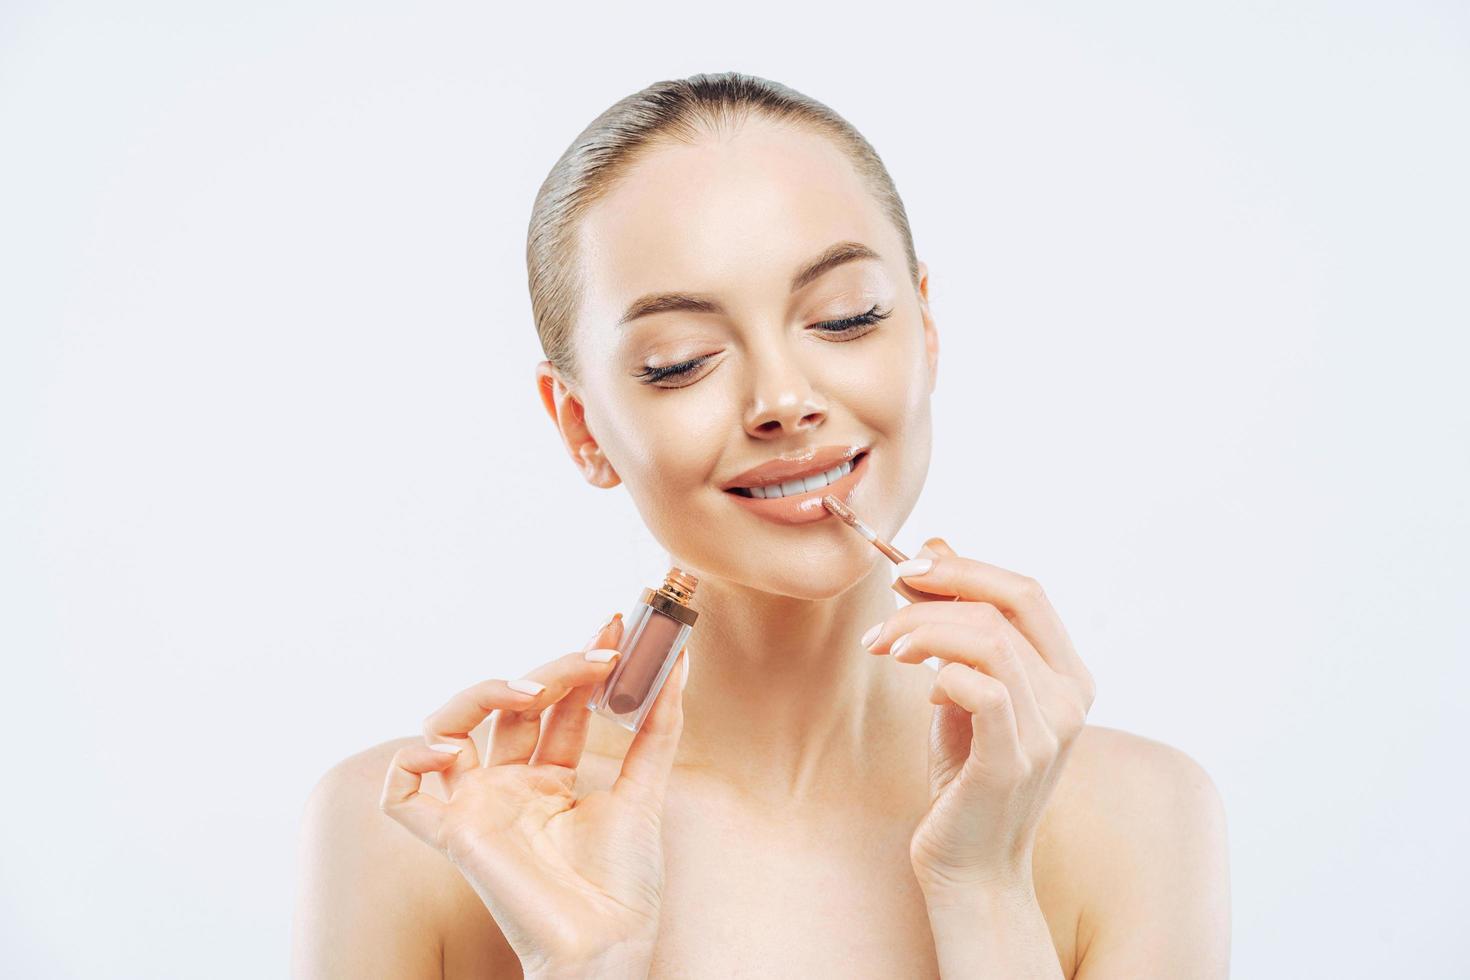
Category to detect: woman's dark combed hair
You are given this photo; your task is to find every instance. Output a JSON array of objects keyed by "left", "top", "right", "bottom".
[{"left": 526, "top": 71, "right": 920, "bottom": 387}]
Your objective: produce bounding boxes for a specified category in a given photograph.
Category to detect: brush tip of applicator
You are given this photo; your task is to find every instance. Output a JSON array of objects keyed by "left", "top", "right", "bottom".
[
  {"left": 823, "top": 492, "right": 900, "bottom": 559},
  {"left": 821, "top": 493, "right": 854, "bottom": 523},
  {"left": 822, "top": 494, "right": 877, "bottom": 542}
]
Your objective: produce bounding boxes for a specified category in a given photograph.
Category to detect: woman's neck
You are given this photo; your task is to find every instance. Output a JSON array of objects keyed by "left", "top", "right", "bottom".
[{"left": 622, "top": 559, "right": 931, "bottom": 806}]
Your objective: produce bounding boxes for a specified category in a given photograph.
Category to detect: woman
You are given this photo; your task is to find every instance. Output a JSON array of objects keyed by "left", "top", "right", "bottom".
[{"left": 292, "top": 72, "right": 1230, "bottom": 978}]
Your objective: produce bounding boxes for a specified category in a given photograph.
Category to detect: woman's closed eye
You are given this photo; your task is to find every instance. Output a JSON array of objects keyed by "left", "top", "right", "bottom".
[{"left": 631, "top": 304, "right": 893, "bottom": 389}]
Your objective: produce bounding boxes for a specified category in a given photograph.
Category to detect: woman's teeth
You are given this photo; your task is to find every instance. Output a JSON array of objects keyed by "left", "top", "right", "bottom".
[{"left": 733, "top": 459, "right": 853, "bottom": 499}]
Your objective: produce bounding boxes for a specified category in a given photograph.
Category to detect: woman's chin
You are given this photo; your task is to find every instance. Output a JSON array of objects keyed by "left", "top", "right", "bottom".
[{"left": 722, "top": 546, "right": 887, "bottom": 601}]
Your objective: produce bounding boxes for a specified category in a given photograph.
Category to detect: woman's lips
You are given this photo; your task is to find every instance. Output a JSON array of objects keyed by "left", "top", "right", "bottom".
[{"left": 723, "top": 451, "right": 869, "bottom": 526}]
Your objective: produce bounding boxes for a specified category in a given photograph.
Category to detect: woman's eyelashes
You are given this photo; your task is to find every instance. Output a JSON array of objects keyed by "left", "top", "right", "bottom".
[
  {"left": 631, "top": 305, "right": 893, "bottom": 389},
  {"left": 814, "top": 303, "right": 894, "bottom": 335}
]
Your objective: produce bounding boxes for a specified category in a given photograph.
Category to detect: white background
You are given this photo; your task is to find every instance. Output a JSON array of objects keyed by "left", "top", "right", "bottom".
[{"left": 3, "top": 2, "right": 1466, "bottom": 977}]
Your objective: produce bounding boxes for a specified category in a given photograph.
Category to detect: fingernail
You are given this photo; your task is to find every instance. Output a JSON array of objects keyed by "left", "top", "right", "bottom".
[
  {"left": 587, "top": 612, "right": 620, "bottom": 646},
  {"left": 895, "top": 558, "right": 933, "bottom": 578},
  {"left": 508, "top": 678, "right": 545, "bottom": 696},
  {"left": 679, "top": 650, "right": 691, "bottom": 689},
  {"left": 890, "top": 634, "right": 912, "bottom": 657},
  {"left": 428, "top": 742, "right": 463, "bottom": 755},
  {"left": 584, "top": 647, "right": 620, "bottom": 663},
  {"left": 860, "top": 622, "right": 884, "bottom": 649}
]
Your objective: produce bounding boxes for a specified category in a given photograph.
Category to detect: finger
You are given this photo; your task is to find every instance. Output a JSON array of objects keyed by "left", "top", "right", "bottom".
[
  {"left": 891, "top": 537, "right": 964, "bottom": 605},
  {"left": 380, "top": 743, "right": 460, "bottom": 846},
  {"left": 863, "top": 600, "right": 1050, "bottom": 690},
  {"left": 486, "top": 698, "right": 547, "bottom": 768},
  {"left": 872, "top": 600, "right": 1089, "bottom": 750},
  {"left": 423, "top": 677, "right": 535, "bottom": 792},
  {"left": 930, "top": 661, "right": 1024, "bottom": 766},
  {"left": 532, "top": 616, "right": 628, "bottom": 769},
  {"left": 613, "top": 645, "right": 688, "bottom": 808},
  {"left": 424, "top": 678, "right": 542, "bottom": 749},
  {"left": 921, "top": 537, "right": 957, "bottom": 558},
  {"left": 885, "top": 546, "right": 1095, "bottom": 741},
  {"left": 486, "top": 634, "right": 627, "bottom": 768},
  {"left": 425, "top": 656, "right": 618, "bottom": 786},
  {"left": 893, "top": 551, "right": 1088, "bottom": 682},
  {"left": 423, "top": 612, "right": 622, "bottom": 744},
  {"left": 888, "top": 620, "right": 1049, "bottom": 745}
]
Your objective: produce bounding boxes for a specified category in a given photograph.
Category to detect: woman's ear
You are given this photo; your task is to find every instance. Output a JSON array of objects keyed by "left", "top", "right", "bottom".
[
  {"left": 915, "top": 261, "right": 939, "bottom": 394},
  {"left": 534, "top": 360, "right": 621, "bottom": 489}
]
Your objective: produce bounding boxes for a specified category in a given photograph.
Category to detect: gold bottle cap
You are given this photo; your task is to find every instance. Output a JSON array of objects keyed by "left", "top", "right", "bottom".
[
  {"left": 642, "top": 566, "right": 699, "bottom": 627},
  {"left": 659, "top": 567, "right": 698, "bottom": 604}
]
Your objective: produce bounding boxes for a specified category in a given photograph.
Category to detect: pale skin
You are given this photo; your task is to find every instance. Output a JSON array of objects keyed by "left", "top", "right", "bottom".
[{"left": 291, "top": 116, "right": 1231, "bottom": 978}]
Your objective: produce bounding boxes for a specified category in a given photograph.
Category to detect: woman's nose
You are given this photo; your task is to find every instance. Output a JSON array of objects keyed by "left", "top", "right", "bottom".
[{"left": 741, "top": 357, "right": 828, "bottom": 438}]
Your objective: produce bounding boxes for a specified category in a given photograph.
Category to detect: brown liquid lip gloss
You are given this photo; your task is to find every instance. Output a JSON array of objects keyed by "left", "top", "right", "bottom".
[{"left": 587, "top": 567, "right": 699, "bottom": 733}]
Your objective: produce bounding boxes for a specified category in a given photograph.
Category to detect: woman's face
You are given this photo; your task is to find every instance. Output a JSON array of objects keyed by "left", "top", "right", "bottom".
[{"left": 539, "top": 117, "right": 939, "bottom": 599}]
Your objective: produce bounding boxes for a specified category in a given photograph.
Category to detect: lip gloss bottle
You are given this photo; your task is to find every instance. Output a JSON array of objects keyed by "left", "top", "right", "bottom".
[{"left": 587, "top": 567, "right": 699, "bottom": 734}]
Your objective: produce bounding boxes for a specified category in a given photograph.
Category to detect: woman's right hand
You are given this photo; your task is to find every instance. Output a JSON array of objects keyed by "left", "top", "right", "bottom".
[{"left": 379, "top": 614, "right": 688, "bottom": 979}]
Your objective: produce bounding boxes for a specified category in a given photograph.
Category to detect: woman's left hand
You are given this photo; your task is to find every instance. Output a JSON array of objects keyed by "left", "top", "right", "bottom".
[{"left": 863, "top": 537, "right": 1097, "bottom": 896}]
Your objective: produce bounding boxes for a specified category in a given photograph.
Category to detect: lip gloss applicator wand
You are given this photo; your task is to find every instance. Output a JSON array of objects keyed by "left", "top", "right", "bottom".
[{"left": 821, "top": 493, "right": 956, "bottom": 672}]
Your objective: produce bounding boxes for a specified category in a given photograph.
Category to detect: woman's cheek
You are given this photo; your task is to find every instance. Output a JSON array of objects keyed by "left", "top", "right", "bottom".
[{"left": 837, "top": 345, "right": 913, "bottom": 420}]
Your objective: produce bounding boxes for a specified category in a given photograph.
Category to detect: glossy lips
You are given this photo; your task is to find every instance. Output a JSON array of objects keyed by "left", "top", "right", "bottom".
[{"left": 723, "top": 449, "right": 870, "bottom": 526}]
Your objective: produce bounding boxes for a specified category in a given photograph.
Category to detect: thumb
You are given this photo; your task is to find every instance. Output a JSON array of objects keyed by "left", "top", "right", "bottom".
[
  {"left": 612, "top": 645, "right": 688, "bottom": 808},
  {"left": 897, "top": 537, "right": 961, "bottom": 607}
]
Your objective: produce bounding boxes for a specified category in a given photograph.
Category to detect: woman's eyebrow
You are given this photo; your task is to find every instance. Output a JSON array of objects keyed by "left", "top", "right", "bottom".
[{"left": 616, "top": 240, "right": 883, "bottom": 327}]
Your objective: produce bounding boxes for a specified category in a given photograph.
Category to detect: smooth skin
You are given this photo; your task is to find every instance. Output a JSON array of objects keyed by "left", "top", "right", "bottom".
[{"left": 292, "top": 114, "right": 1230, "bottom": 978}]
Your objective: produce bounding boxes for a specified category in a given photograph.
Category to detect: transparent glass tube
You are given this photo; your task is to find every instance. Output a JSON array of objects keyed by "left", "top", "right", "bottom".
[{"left": 587, "top": 567, "right": 698, "bottom": 734}]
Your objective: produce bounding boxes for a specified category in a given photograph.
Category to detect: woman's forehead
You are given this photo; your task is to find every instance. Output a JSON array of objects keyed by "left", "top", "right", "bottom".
[{"left": 575, "top": 125, "right": 897, "bottom": 327}]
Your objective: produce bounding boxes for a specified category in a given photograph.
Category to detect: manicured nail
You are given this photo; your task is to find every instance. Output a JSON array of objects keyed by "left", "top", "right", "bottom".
[
  {"left": 587, "top": 612, "right": 620, "bottom": 646},
  {"left": 890, "top": 634, "right": 912, "bottom": 657},
  {"left": 428, "top": 742, "right": 463, "bottom": 755},
  {"left": 894, "top": 558, "right": 933, "bottom": 578},
  {"left": 860, "top": 622, "right": 884, "bottom": 649},
  {"left": 584, "top": 647, "right": 620, "bottom": 663},
  {"left": 508, "top": 678, "right": 545, "bottom": 696}
]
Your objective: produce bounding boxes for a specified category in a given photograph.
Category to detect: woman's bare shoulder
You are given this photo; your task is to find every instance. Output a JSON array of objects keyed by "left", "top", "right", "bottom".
[
  {"left": 303, "top": 736, "right": 438, "bottom": 866},
  {"left": 1044, "top": 723, "right": 1225, "bottom": 858},
  {"left": 293, "top": 737, "right": 519, "bottom": 979},
  {"left": 300, "top": 735, "right": 441, "bottom": 883},
  {"left": 1058, "top": 723, "right": 1221, "bottom": 802},
  {"left": 1039, "top": 724, "right": 1231, "bottom": 974},
  {"left": 308, "top": 735, "right": 421, "bottom": 811}
]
